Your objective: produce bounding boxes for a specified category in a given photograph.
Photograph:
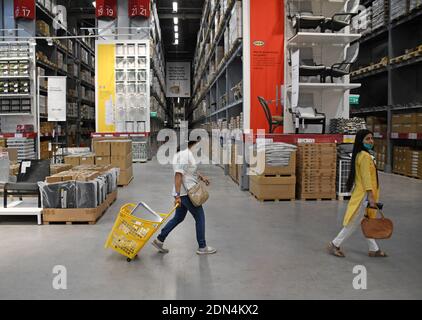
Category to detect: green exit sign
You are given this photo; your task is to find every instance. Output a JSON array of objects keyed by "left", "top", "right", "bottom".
[
  {"left": 150, "top": 112, "right": 158, "bottom": 118},
  {"left": 349, "top": 95, "right": 360, "bottom": 105}
]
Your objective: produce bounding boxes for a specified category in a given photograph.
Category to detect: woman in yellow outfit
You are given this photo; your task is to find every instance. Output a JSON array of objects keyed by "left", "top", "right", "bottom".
[{"left": 328, "top": 129, "right": 388, "bottom": 258}]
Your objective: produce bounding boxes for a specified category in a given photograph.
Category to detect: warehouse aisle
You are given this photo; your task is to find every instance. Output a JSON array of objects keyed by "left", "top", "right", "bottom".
[{"left": 0, "top": 161, "right": 422, "bottom": 299}]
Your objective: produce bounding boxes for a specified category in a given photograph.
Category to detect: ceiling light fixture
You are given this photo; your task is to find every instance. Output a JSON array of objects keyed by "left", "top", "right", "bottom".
[
  {"left": 173, "top": 17, "right": 178, "bottom": 25},
  {"left": 175, "top": 33, "right": 179, "bottom": 39},
  {"left": 175, "top": 39, "right": 179, "bottom": 45},
  {"left": 172, "top": 2, "right": 178, "bottom": 13},
  {"left": 174, "top": 25, "right": 178, "bottom": 32},
  {"left": 92, "top": 1, "right": 96, "bottom": 8}
]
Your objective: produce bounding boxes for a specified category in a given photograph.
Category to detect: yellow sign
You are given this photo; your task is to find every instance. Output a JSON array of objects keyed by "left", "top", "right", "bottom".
[{"left": 97, "top": 44, "right": 116, "bottom": 132}]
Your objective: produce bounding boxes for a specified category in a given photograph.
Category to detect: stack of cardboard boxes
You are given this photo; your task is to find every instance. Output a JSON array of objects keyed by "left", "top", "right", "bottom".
[
  {"left": 393, "top": 146, "right": 422, "bottom": 178},
  {"left": 366, "top": 116, "right": 387, "bottom": 135},
  {"left": 63, "top": 140, "right": 134, "bottom": 186},
  {"left": 93, "top": 139, "right": 133, "bottom": 186},
  {"left": 297, "top": 144, "right": 337, "bottom": 200},
  {"left": 249, "top": 150, "right": 296, "bottom": 201},
  {"left": 392, "top": 113, "right": 422, "bottom": 134},
  {"left": 374, "top": 139, "right": 387, "bottom": 171}
]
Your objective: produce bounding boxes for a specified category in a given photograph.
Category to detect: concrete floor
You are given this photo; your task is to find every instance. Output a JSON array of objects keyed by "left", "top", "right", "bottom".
[{"left": 0, "top": 160, "right": 421, "bottom": 300}]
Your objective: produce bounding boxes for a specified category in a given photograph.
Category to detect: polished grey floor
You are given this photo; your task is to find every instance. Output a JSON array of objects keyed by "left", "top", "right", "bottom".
[{"left": 0, "top": 160, "right": 421, "bottom": 300}]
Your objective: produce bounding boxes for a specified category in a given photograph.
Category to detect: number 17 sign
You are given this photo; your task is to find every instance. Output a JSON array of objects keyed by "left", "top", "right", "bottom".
[
  {"left": 14, "top": 0, "right": 35, "bottom": 20},
  {"left": 129, "top": 0, "right": 150, "bottom": 18}
]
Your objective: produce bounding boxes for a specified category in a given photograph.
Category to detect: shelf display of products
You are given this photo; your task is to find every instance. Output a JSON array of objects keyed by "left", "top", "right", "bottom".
[{"left": 96, "top": 40, "right": 150, "bottom": 133}]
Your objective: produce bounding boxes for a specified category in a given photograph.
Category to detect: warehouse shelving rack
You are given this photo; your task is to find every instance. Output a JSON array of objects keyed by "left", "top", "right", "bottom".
[
  {"left": 350, "top": 0, "right": 422, "bottom": 173},
  {"left": 35, "top": 2, "right": 96, "bottom": 152},
  {"left": 284, "top": 0, "right": 361, "bottom": 134},
  {"left": 189, "top": 0, "right": 243, "bottom": 129}
]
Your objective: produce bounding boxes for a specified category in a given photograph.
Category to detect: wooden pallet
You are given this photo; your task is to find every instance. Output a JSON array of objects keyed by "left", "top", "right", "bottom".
[
  {"left": 252, "top": 194, "right": 295, "bottom": 202},
  {"left": 118, "top": 176, "right": 134, "bottom": 187},
  {"left": 43, "top": 190, "right": 117, "bottom": 225},
  {"left": 299, "top": 196, "right": 336, "bottom": 201}
]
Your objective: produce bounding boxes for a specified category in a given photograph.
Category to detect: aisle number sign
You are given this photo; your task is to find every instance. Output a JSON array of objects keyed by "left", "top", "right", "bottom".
[
  {"left": 349, "top": 95, "right": 360, "bottom": 105},
  {"left": 96, "top": 0, "right": 117, "bottom": 19},
  {"left": 14, "top": 0, "right": 35, "bottom": 20},
  {"left": 129, "top": 0, "right": 150, "bottom": 18}
]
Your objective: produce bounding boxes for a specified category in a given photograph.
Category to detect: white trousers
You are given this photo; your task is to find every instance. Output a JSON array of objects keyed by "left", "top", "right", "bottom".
[{"left": 332, "top": 200, "right": 379, "bottom": 252}]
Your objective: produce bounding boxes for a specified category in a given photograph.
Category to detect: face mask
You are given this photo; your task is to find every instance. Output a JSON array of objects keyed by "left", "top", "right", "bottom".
[{"left": 363, "top": 143, "right": 374, "bottom": 150}]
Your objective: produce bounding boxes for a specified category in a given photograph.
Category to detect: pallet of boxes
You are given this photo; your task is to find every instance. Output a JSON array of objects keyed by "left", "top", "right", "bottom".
[
  {"left": 249, "top": 142, "right": 297, "bottom": 201},
  {"left": 92, "top": 139, "right": 134, "bottom": 186},
  {"left": 40, "top": 163, "right": 119, "bottom": 225},
  {"left": 393, "top": 146, "right": 422, "bottom": 179},
  {"left": 297, "top": 143, "right": 337, "bottom": 200}
]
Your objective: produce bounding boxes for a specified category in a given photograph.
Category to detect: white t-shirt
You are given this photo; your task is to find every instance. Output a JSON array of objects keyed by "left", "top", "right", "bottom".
[{"left": 172, "top": 148, "right": 198, "bottom": 196}]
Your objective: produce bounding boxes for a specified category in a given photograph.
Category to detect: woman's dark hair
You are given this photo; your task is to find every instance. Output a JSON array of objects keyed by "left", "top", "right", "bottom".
[
  {"left": 176, "top": 138, "right": 200, "bottom": 152},
  {"left": 346, "top": 129, "right": 375, "bottom": 191}
]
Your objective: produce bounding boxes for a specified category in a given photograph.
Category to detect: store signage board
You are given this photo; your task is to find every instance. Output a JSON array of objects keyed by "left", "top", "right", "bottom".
[
  {"left": 129, "top": 0, "right": 150, "bottom": 18},
  {"left": 166, "top": 62, "right": 191, "bottom": 97},
  {"left": 48, "top": 77, "right": 66, "bottom": 122},
  {"left": 343, "top": 135, "right": 356, "bottom": 143},
  {"left": 96, "top": 0, "right": 117, "bottom": 19},
  {"left": 349, "top": 94, "right": 360, "bottom": 105},
  {"left": 14, "top": 0, "right": 35, "bottom": 20},
  {"left": 250, "top": 0, "right": 285, "bottom": 134}
]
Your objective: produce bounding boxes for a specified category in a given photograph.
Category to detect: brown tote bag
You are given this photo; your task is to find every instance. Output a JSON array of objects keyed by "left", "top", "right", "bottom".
[{"left": 361, "top": 208, "right": 393, "bottom": 239}]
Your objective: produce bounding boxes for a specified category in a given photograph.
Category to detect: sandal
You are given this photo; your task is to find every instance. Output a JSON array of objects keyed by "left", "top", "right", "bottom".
[
  {"left": 369, "top": 250, "right": 388, "bottom": 258},
  {"left": 327, "top": 242, "right": 345, "bottom": 258}
]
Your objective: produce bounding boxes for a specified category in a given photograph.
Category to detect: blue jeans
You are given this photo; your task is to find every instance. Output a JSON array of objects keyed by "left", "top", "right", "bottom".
[{"left": 157, "top": 196, "right": 207, "bottom": 248}]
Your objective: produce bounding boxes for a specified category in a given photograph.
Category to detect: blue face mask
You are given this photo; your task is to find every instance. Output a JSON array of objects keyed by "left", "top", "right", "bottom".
[{"left": 364, "top": 143, "right": 374, "bottom": 150}]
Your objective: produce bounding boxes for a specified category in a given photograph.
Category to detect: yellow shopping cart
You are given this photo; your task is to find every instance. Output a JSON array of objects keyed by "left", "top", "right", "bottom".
[{"left": 105, "top": 202, "right": 178, "bottom": 262}]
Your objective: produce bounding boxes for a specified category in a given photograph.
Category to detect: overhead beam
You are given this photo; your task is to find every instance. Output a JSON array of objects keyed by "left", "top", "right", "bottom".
[{"left": 158, "top": 14, "right": 202, "bottom": 20}]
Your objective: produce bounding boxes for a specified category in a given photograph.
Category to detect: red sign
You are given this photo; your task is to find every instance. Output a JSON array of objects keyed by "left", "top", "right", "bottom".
[
  {"left": 96, "top": 0, "right": 117, "bottom": 19},
  {"left": 250, "top": 0, "right": 285, "bottom": 133},
  {"left": 129, "top": 0, "right": 150, "bottom": 18},
  {"left": 14, "top": 0, "right": 35, "bottom": 20}
]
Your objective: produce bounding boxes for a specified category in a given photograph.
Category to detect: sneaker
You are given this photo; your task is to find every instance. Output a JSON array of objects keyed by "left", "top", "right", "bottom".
[
  {"left": 152, "top": 239, "right": 169, "bottom": 254},
  {"left": 196, "top": 246, "right": 217, "bottom": 255}
]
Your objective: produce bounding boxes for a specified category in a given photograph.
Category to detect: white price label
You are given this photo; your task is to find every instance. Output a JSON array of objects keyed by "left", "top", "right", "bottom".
[
  {"left": 105, "top": 134, "right": 114, "bottom": 137},
  {"left": 120, "top": 134, "right": 129, "bottom": 137},
  {"left": 15, "top": 133, "right": 23, "bottom": 138},
  {"left": 391, "top": 133, "right": 399, "bottom": 139},
  {"left": 409, "top": 133, "right": 417, "bottom": 140},
  {"left": 297, "top": 138, "right": 316, "bottom": 144}
]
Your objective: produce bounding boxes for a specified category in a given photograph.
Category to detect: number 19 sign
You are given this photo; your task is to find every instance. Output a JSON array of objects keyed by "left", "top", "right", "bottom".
[
  {"left": 14, "top": 0, "right": 35, "bottom": 20},
  {"left": 96, "top": 0, "right": 117, "bottom": 19},
  {"left": 129, "top": 0, "right": 150, "bottom": 18}
]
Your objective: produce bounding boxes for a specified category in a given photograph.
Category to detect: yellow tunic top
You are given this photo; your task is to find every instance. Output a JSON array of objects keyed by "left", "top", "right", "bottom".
[{"left": 343, "top": 151, "right": 380, "bottom": 226}]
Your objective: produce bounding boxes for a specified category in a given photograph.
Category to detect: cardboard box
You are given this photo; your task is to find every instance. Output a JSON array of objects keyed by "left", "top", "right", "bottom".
[
  {"left": 111, "top": 152, "right": 132, "bottom": 169},
  {"left": 64, "top": 155, "right": 81, "bottom": 166},
  {"left": 80, "top": 155, "right": 95, "bottom": 165},
  {"left": 50, "top": 164, "right": 73, "bottom": 175},
  {"left": 250, "top": 175, "right": 296, "bottom": 200},
  {"left": 95, "top": 156, "right": 111, "bottom": 166},
  {"left": 93, "top": 140, "right": 111, "bottom": 156},
  {"left": 118, "top": 165, "right": 133, "bottom": 186},
  {"left": 110, "top": 140, "right": 132, "bottom": 156},
  {"left": 71, "top": 164, "right": 112, "bottom": 173}
]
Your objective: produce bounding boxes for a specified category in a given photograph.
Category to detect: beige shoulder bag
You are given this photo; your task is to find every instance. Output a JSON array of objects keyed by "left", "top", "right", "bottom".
[{"left": 183, "top": 179, "right": 209, "bottom": 207}]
